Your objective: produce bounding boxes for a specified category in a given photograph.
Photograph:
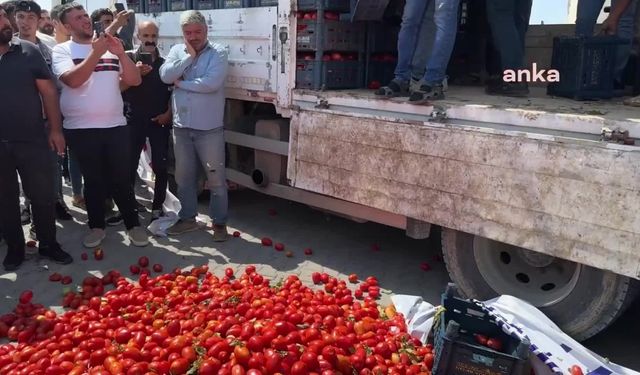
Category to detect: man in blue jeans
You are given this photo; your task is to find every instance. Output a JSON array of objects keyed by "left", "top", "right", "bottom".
[
  {"left": 159, "top": 10, "right": 229, "bottom": 241},
  {"left": 484, "top": 0, "right": 532, "bottom": 97},
  {"left": 375, "top": 0, "right": 460, "bottom": 102},
  {"left": 576, "top": 0, "right": 638, "bottom": 95}
]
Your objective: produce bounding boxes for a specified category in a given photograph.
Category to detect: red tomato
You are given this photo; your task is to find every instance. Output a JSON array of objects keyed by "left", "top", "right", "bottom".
[
  {"left": 152, "top": 264, "right": 163, "bottom": 272},
  {"left": 486, "top": 338, "right": 503, "bottom": 351},
  {"left": 48, "top": 273, "right": 62, "bottom": 282},
  {"left": 93, "top": 248, "right": 104, "bottom": 260},
  {"left": 570, "top": 365, "right": 584, "bottom": 375},
  {"left": 137, "top": 256, "right": 149, "bottom": 267},
  {"left": 169, "top": 358, "right": 189, "bottom": 374},
  {"left": 129, "top": 265, "right": 140, "bottom": 275},
  {"left": 19, "top": 290, "right": 33, "bottom": 304},
  {"left": 199, "top": 359, "right": 221, "bottom": 375},
  {"left": 61, "top": 276, "right": 72, "bottom": 285},
  {"left": 225, "top": 268, "right": 234, "bottom": 278},
  {"left": 80, "top": 253, "right": 88, "bottom": 261},
  {"left": 474, "top": 334, "right": 488, "bottom": 346}
]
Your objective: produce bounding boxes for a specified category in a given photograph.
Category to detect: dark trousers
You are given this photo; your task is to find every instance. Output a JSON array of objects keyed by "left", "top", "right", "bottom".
[
  {"left": 130, "top": 120, "right": 171, "bottom": 211},
  {"left": 0, "top": 140, "right": 57, "bottom": 251},
  {"left": 486, "top": 0, "right": 532, "bottom": 71},
  {"left": 65, "top": 126, "right": 139, "bottom": 230}
]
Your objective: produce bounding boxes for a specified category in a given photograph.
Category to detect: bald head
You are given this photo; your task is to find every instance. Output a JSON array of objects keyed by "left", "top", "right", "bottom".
[{"left": 137, "top": 20, "right": 158, "bottom": 53}]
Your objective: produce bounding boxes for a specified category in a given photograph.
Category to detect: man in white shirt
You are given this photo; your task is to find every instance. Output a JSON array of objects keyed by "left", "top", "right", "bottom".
[{"left": 52, "top": 2, "right": 147, "bottom": 249}]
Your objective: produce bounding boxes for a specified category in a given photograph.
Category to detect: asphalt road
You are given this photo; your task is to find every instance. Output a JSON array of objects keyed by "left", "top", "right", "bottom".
[{"left": 1, "top": 187, "right": 638, "bottom": 371}]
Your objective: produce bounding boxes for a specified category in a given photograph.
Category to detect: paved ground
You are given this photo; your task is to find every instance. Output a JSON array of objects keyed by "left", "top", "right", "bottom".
[{"left": 1, "top": 187, "right": 638, "bottom": 370}]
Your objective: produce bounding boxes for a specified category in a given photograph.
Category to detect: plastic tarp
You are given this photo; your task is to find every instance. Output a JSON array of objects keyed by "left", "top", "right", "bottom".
[{"left": 391, "top": 294, "right": 639, "bottom": 375}]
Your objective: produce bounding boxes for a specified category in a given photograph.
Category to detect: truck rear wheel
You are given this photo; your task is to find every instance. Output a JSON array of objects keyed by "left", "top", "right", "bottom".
[{"left": 441, "top": 228, "right": 639, "bottom": 341}]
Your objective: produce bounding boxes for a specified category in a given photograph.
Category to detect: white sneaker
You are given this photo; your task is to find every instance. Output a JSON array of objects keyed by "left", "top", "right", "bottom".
[
  {"left": 83, "top": 228, "right": 106, "bottom": 248},
  {"left": 128, "top": 226, "right": 149, "bottom": 247}
]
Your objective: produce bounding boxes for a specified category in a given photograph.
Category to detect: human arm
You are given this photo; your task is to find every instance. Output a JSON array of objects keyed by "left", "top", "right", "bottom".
[
  {"left": 53, "top": 37, "right": 108, "bottom": 88},
  {"left": 602, "top": 0, "right": 632, "bottom": 35},
  {"left": 105, "top": 10, "right": 133, "bottom": 36},
  {"left": 159, "top": 44, "right": 194, "bottom": 84},
  {"left": 107, "top": 34, "right": 141, "bottom": 87},
  {"left": 151, "top": 99, "right": 172, "bottom": 126},
  {"left": 174, "top": 48, "right": 228, "bottom": 93},
  {"left": 37, "top": 79, "right": 65, "bottom": 155}
]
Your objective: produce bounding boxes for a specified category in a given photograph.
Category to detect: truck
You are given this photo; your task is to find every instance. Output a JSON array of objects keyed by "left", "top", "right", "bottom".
[{"left": 121, "top": 0, "right": 640, "bottom": 341}]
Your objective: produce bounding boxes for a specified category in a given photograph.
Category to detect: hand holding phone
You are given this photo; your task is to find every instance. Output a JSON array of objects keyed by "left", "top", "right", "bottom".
[
  {"left": 138, "top": 52, "right": 153, "bottom": 66},
  {"left": 93, "top": 21, "right": 104, "bottom": 36},
  {"left": 114, "top": 2, "right": 126, "bottom": 12}
]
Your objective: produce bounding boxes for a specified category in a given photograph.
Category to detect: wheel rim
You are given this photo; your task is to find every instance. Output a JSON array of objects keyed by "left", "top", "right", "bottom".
[{"left": 473, "top": 236, "right": 581, "bottom": 307}]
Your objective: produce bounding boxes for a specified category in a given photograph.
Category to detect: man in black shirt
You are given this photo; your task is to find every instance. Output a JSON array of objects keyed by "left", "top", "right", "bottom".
[
  {"left": 0, "top": 4, "right": 73, "bottom": 270},
  {"left": 122, "top": 20, "right": 172, "bottom": 222}
]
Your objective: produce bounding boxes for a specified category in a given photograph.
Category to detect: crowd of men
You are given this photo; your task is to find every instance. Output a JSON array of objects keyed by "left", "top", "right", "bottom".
[{"left": 0, "top": 0, "right": 230, "bottom": 271}]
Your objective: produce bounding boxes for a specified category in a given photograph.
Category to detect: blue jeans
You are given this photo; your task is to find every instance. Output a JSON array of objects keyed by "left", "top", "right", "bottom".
[
  {"left": 411, "top": 0, "right": 435, "bottom": 80},
  {"left": 575, "top": 0, "right": 637, "bottom": 82},
  {"left": 173, "top": 127, "right": 228, "bottom": 225},
  {"left": 486, "top": 0, "right": 532, "bottom": 71},
  {"left": 394, "top": 0, "right": 460, "bottom": 85}
]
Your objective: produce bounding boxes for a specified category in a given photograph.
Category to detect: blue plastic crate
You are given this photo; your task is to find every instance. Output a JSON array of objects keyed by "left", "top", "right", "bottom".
[
  {"left": 297, "top": 19, "right": 365, "bottom": 52},
  {"left": 366, "top": 59, "right": 394, "bottom": 85},
  {"left": 126, "top": 0, "right": 144, "bottom": 13},
  {"left": 547, "top": 36, "right": 626, "bottom": 100},
  {"left": 255, "top": 0, "right": 278, "bottom": 6},
  {"left": 194, "top": 0, "right": 218, "bottom": 9},
  {"left": 432, "top": 284, "right": 530, "bottom": 375},
  {"left": 296, "top": 59, "right": 363, "bottom": 90},
  {"left": 298, "top": 0, "right": 350, "bottom": 12},
  {"left": 144, "top": 0, "right": 166, "bottom": 13},
  {"left": 167, "top": 0, "right": 192, "bottom": 11},
  {"left": 220, "top": 0, "right": 252, "bottom": 7}
]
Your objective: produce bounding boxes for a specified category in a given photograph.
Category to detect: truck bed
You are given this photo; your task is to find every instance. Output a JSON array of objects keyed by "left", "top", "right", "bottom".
[
  {"left": 288, "top": 85, "right": 640, "bottom": 280},
  {"left": 293, "top": 86, "right": 640, "bottom": 140}
]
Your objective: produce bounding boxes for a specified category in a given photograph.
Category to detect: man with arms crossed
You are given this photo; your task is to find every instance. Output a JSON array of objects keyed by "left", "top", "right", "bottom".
[
  {"left": 0, "top": 4, "right": 73, "bottom": 270},
  {"left": 52, "top": 2, "right": 147, "bottom": 248},
  {"left": 160, "top": 10, "right": 229, "bottom": 241}
]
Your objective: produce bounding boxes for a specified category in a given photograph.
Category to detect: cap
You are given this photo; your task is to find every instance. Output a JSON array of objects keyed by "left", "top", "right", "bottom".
[{"left": 15, "top": 1, "right": 42, "bottom": 16}]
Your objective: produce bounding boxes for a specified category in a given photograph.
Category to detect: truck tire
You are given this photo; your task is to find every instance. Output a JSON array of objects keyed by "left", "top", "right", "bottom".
[{"left": 441, "top": 228, "right": 639, "bottom": 341}]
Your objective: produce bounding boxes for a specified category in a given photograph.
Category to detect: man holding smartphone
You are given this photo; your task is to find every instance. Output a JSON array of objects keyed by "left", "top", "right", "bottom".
[
  {"left": 51, "top": 2, "right": 147, "bottom": 249},
  {"left": 121, "top": 20, "right": 172, "bottom": 223}
]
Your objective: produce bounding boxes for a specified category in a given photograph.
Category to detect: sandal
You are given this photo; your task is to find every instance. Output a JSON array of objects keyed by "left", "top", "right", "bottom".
[
  {"left": 374, "top": 79, "right": 410, "bottom": 97},
  {"left": 409, "top": 84, "right": 445, "bottom": 104}
]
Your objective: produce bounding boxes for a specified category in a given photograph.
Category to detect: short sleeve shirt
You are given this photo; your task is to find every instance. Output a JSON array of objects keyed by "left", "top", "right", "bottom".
[
  {"left": 0, "top": 39, "right": 51, "bottom": 142},
  {"left": 52, "top": 41, "right": 126, "bottom": 130}
]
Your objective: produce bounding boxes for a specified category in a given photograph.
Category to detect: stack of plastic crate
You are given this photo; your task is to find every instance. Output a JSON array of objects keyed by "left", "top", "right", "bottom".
[{"left": 296, "top": 0, "right": 365, "bottom": 90}]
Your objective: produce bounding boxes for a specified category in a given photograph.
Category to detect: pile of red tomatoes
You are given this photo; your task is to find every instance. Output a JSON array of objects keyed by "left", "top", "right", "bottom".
[{"left": 0, "top": 265, "right": 435, "bottom": 375}]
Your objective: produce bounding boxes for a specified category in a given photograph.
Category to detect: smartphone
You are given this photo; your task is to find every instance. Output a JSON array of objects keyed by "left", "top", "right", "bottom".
[
  {"left": 138, "top": 52, "right": 153, "bottom": 65},
  {"left": 93, "top": 21, "right": 104, "bottom": 35},
  {"left": 114, "top": 2, "right": 126, "bottom": 12}
]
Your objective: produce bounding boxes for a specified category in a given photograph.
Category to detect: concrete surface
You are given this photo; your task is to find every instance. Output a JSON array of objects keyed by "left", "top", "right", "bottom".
[{"left": 1, "top": 187, "right": 638, "bottom": 370}]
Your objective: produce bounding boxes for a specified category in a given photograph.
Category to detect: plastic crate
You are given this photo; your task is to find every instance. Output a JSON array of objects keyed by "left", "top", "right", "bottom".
[
  {"left": 255, "top": 0, "right": 278, "bottom": 5},
  {"left": 296, "top": 59, "right": 363, "bottom": 90},
  {"left": 297, "top": 19, "right": 365, "bottom": 52},
  {"left": 350, "top": 0, "right": 391, "bottom": 21},
  {"left": 547, "top": 36, "right": 626, "bottom": 100},
  {"left": 126, "top": 0, "right": 144, "bottom": 13},
  {"left": 194, "top": 0, "right": 218, "bottom": 9},
  {"left": 432, "top": 284, "right": 531, "bottom": 375},
  {"left": 366, "top": 22, "right": 398, "bottom": 53},
  {"left": 144, "top": 0, "right": 166, "bottom": 13},
  {"left": 298, "top": 0, "right": 350, "bottom": 12},
  {"left": 167, "top": 0, "right": 192, "bottom": 11},
  {"left": 220, "top": 0, "right": 252, "bottom": 7},
  {"left": 367, "top": 59, "right": 394, "bottom": 85}
]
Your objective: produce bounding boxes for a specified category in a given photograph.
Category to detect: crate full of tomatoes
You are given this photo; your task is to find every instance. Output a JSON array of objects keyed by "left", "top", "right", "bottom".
[
  {"left": 298, "top": 0, "right": 350, "bottom": 12},
  {"left": 297, "top": 12, "right": 365, "bottom": 52},
  {"left": 432, "top": 283, "right": 531, "bottom": 375},
  {"left": 366, "top": 53, "right": 396, "bottom": 90},
  {"left": 0, "top": 262, "right": 438, "bottom": 374},
  {"left": 297, "top": 52, "right": 363, "bottom": 90}
]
